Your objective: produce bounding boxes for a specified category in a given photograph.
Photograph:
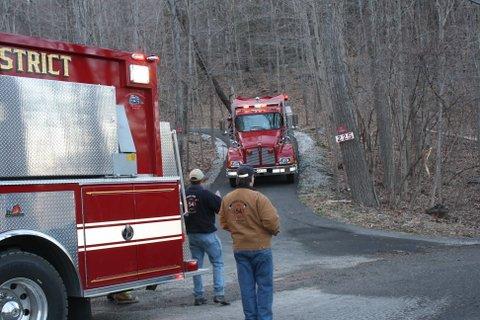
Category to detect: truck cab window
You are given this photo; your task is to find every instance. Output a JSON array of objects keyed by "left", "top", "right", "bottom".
[{"left": 235, "top": 113, "right": 282, "bottom": 132}]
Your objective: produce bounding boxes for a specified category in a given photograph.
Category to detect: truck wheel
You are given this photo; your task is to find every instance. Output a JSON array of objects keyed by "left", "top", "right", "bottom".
[
  {"left": 287, "top": 174, "right": 295, "bottom": 184},
  {"left": 0, "top": 251, "right": 68, "bottom": 320},
  {"left": 229, "top": 178, "right": 237, "bottom": 188},
  {"left": 68, "top": 297, "right": 92, "bottom": 320}
]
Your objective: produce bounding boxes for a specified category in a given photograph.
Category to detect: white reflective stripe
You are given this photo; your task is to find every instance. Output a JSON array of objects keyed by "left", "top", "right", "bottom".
[
  {"left": 76, "top": 215, "right": 181, "bottom": 228},
  {"left": 79, "top": 219, "right": 182, "bottom": 247},
  {"left": 78, "top": 236, "right": 182, "bottom": 252},
  {"left": 131, "top": 220, "right": 182, "bottom": 242},
  {"left": 77, "top": 229, "right": 85, "bottom": 246},
  {"left": 83, "top": 225, "right": 125, "bottom": 246}
]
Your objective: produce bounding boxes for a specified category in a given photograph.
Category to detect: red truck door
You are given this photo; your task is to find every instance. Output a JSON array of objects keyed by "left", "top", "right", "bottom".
[
  {"left": 79, "top": 182, "right": 184, "bottom": 288},
  {"left": 134, "top": 183, "right": 184, "bottom": 280},
  {"left": 80, "top": 185, "right": 138, "bottom": 288}
]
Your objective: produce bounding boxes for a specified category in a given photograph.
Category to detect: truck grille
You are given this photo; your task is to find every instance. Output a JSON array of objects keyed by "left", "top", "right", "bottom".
[
  {"left": 261, "top": 148, "right": 276, "bottom": 165},
  {"left": 246, "top": 148, "right": 261, "bottom": 166},
  {"left": 245, "top": 147, "right": 275, "bottom": 166}
]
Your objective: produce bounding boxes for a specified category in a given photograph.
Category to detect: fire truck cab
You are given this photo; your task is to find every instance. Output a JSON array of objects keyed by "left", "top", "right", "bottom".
[
  {"left": 225, "top": 95, "right": 299, "bottom": 187},
  {"left": 0, "top": 32, "right": 199, "bottom": 320}
]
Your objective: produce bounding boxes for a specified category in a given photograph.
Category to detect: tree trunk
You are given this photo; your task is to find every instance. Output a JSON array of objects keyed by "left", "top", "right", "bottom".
[
  {"left": 166, "top": 1, "right": 231, "bottom": 112},
  {"left": 322, "top": 1, "right": 378, "bottom": 207},
  {"left": 66, "top": 0, "right": 91, "bottom": 44},
  {"left": 270, "top": 0, "right": 281, "bottom": 92},
  {"left": 472, "top": 12, "right": 480, "bottom": 159},
  {"left": 430, "top": 0, "right": 454, "bottom": 207},
  {"left": 477, "top": 104, "right": 480, "bottom": 155},
  {"left": 361, "top": 0, "right": 395, "bottom": 198},
  {"left": 395, "top": 0, "right": 409, "bottom": 202},
  {"left": 166, "top": 0, "right": 186, "bottom": 167},
  {"left": 206, "top": 0, "right": 216, "bottom": 147}
]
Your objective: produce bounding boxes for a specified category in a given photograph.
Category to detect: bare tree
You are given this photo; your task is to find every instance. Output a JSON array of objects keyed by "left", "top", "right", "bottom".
[
  {"left": 321, "top": 0, "right": 378, "bottom": 207},
  {"left": 2, "top": 0, "right": 479, "bottom": 212},
  {"left": 66, "top": 0, "right": 92, "bottom": 44},
  {"left": 360, "top": 0, "right": 395, "bottom": 199},
  {"left": 430, "top": 0, "right": 455, "bottom": 207}
]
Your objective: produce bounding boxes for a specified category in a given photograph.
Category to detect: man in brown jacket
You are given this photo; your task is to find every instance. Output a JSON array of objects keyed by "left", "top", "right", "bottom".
[{"left": 219, "top": 165, "right": 279, "bottom": 320}]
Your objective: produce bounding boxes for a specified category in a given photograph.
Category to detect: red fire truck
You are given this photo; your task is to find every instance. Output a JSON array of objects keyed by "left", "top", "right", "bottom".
[
  {"left": 0, "top": 32, "right": 201, "bottom": 320},
  {"left": 225, "top": 95, "right": 299, "bottom": 187}
]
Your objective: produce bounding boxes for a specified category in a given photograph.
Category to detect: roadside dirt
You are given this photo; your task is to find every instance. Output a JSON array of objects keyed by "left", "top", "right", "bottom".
[
  {"left": 185, "top": 133, "right": 216, "bottom": 178},
  {"left": 296, "top": 128, "right": 480, "bottom": 238}
]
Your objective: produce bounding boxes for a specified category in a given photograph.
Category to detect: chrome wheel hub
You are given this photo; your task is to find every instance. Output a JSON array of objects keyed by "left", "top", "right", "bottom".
[
  {"left": 1, "top": 301, "right": 21, "bottom": 319},
  {"left": 0, "top": 278, "right": 47, "bottom": 320}
]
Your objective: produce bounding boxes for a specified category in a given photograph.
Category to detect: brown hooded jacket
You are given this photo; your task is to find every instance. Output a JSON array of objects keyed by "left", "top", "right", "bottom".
[{"left": 219, "top": 187, "right": 279, "bottom": 251}]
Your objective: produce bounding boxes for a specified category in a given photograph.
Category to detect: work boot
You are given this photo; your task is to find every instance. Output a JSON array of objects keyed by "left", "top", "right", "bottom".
[
  {"left": 194, "top": 297, "right": 207, "bottom": 306},
  {"left": 107, "top": 291, "right": 139, "bottom": 305},
  {"left": 213, "top": 295, "right": 230, "bottom": 306}
]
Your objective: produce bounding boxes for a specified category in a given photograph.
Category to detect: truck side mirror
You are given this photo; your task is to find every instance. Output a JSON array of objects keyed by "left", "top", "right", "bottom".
[
  {"left": 292, "top": 115, "right": 299, "bottom": 128},
  {"left": 219, "top": 120, "right": 226, "bottom": 134}
]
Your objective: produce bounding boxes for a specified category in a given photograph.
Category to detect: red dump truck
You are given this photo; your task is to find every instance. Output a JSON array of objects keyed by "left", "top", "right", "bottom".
[
  {"left": 0, "top": 32, "right": 201, "bottom": 319},
  {"left": 225, "top": 95, "right": 299, "bottom": 187}
]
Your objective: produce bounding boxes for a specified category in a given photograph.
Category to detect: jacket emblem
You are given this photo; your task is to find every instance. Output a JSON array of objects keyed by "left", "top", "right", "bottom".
[
  {"left": 229, "top": 201, "right": 247, "bottom": 221},
  {"left": 186, "top": 195, "right": 198, "bottom": 214}
]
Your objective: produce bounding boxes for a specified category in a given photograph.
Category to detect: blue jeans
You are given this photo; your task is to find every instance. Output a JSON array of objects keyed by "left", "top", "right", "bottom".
[
  {"left": 234, "top": 249, "right": 273, "bottom": 320},
  {"left": 188, "top": 232, "right": 225, "bottom": 298}
]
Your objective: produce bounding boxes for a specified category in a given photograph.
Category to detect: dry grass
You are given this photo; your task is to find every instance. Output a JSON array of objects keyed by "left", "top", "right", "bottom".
[{"left": 297, "top": 128, "right": 480, "bottom": 238}]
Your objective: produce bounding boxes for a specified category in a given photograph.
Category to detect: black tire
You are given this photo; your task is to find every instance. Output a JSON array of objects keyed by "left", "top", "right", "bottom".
[
  {"left": 0, "top": 250, "right": 68, "bottom": 320},
  {"left": 68, "top": 297, "right": 92, "bottom": 320},
  {"left": 229, "top": 178, "right": 237, "bottom": 188},
  {"left": 286, "top": 174, "right": 295, "bottom": 184}
]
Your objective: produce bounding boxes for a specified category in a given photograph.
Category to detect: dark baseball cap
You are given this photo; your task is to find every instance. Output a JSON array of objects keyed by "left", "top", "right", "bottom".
[{"left": 237, "top": 165, "right": 254, "bottom": 178}]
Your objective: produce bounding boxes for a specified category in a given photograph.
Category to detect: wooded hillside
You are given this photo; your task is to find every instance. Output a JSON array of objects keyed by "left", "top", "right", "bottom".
[{"left": 2, "top": 0, "right": 479, "bottom": 215}]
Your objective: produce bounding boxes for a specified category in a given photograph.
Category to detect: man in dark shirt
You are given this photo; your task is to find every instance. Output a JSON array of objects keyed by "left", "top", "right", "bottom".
[{"left": 185, "top": 169, "right": 229, "bottom": 306}]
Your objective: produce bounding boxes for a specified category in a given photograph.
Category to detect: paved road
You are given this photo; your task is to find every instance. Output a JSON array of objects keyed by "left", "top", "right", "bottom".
[{"left": 91, "top": 172, "right": 480, "bottom": 320}]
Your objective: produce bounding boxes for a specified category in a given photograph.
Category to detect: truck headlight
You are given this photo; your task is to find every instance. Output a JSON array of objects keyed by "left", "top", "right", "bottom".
[
  {"left": 229, "top": 160, "right": 243, "bottom": 168},
  {"left": 129, "top": 64, "right": 150, "bottom": 84},
  {"left": 279, "top": 157, "right": 292, "bottom": 165}
]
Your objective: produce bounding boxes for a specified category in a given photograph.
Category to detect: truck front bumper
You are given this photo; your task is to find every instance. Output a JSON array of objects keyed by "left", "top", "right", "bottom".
[{"left": 226, "top": 164, "right": 297, "bottom": 178}]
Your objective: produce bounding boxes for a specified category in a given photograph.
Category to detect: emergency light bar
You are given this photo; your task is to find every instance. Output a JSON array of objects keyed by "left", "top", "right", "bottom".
[
  {"left": 239, "top": 104, "right": 270, "bottom": 109},
  {"left": 131, "top": 53, "right": 146, "bottom": 61},
  {"left": 129, "top": 64, "right": 150, "bottom": 84}
]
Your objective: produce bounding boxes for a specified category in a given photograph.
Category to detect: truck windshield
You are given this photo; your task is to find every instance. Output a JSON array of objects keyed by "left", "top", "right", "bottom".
[{"left": 235, "top": 113, "right": 283, "bottom": 132}]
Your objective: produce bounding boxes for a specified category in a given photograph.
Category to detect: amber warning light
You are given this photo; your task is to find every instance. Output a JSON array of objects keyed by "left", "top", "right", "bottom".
[
  {"left": 147, "top": 55, "right": 160, "bottom": 62},
  {"left": 131, "top": 53, "right": 146, "bottom": 61},
  {"left": 131, "top": 53, "right": 159, "bottom": 62}
]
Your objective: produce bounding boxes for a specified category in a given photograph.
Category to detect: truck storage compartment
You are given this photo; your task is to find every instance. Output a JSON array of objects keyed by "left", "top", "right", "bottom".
[
  {"left": 0, "top": 74, "right": 117, "bottom": 178},
  {"left": 80, "top": 182, "right": 183, "bottom": 288}
]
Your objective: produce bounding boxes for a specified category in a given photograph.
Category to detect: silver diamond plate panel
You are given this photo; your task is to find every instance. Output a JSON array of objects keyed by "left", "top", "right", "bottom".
[
  {"left": 160, "top": 122, "right": 178, "bottom": 177},
  {"left": 182, "top": 233, "right": 192, "bottom": 261},
  {"left": 0, "top": 74, "right": 117, "bottom": 178},
  {"left": 159, "top": 122, "right": 190, "bottom": 261},
  {"left": 0, "top": 191, "right": 78, "bottom": 267}
]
